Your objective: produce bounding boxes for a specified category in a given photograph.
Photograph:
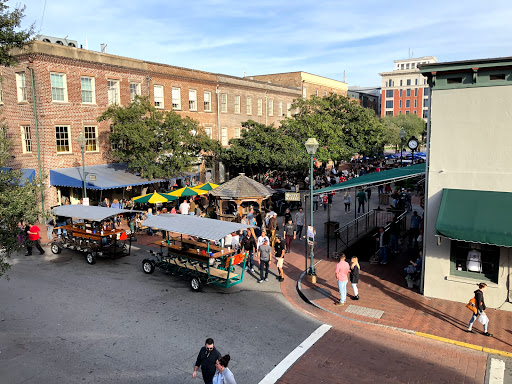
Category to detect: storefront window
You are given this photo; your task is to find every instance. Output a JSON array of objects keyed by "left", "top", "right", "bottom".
[{"left": 450, "top": 241, "right": 499, "bottom": 283}]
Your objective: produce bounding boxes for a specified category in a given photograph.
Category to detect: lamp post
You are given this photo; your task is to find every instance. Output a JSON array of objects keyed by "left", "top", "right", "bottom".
[
  {"left": 305, "top": 138, "right": 319, "bottom": 279},
  {"left": 77, "top": 133, "right": 87, "bottom": 199},
  {"left": 399, "top": 127, "right": 406, "bottom": 167}
]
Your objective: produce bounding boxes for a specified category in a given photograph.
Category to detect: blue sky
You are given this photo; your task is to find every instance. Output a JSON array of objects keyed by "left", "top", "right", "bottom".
[{"left": 18, "top": 0, "right": 512, "bottom": 86}]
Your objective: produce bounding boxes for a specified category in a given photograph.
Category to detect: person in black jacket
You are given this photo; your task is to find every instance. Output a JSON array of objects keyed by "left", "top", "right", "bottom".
[
  {"left": 241, "top": 232, "right": 256, "bottom": 272},
  {"left": 350, "top": 256, "right": 360, "bottom": 300},
  {"left": 193, "top": 338, "right": 222, "bottom": 384},
  {"left": 467, "top": 283, "right": 492, "bottom": 337}
]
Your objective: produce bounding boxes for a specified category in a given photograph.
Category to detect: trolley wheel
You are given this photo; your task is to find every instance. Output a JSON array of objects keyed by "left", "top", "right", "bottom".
[
  {"left": 50, "top": 243, "right": 62, "bottom": 254},
  {"left": 142, "top": 260, "right": 155, "bottom": 274},
  {"left": 86, "top": 252, "right": 96, "bottom": 265},
  {"left": 190, "top": 276, "right": 203, "bottom": 292}
]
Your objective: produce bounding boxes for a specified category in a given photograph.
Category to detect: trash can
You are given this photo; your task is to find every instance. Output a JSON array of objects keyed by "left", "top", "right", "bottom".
[
  {"left": 324, "top": 221, "right": 339, "bottom": 239},
  {"left": 379, "top": 194, "right": 390, "bottom": 205}
]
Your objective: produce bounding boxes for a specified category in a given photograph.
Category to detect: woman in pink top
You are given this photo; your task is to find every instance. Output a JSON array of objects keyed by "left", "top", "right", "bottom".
[{"left": 334, "top": 253, "right": 350, "bottom": 306}]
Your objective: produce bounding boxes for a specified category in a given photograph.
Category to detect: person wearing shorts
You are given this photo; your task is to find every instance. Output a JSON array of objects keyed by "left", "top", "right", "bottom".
[{"left": 274, "top": 235, "right": 285, "bottom": 282}]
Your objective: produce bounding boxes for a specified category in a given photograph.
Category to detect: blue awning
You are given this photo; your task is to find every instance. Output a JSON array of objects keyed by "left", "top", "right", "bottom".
[
  {"left": 49, "top": 163, "right": 196, "bottom": 190},
  {"left": 0, "top": 167, "right": 36, "bottom": 186}
]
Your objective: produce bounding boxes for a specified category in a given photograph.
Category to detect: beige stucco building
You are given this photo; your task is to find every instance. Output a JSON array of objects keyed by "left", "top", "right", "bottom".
[{"left": 420, "top": 57, "right": 512, "bottom": 310}]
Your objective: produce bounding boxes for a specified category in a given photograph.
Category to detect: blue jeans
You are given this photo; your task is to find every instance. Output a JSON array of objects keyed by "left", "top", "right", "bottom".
[
  {"left": 389, "top": 234, "right": 399, "bottom": 253},
  {"left": 313, "top": 201, "right": 318, "bottom": 210},
  {"left": 379, "top": 246, "right": 388, "bottom": 263},
  {"left": 246, "top": 250, "right": 254, "bottom": 269},
  {"left": 358, "top": 201, "right": 365, "bottom": 213},
  {"left": 337, "top": 280, "right": 348, "bottom": 303},
  {"left": 469, "top": 311, "right": 488, "bottom": 332}
]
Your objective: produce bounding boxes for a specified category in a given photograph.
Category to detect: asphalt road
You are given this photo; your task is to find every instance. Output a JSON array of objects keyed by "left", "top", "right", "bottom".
[{"left": 0, "top": 245, "right": 322, "bottom": 384}]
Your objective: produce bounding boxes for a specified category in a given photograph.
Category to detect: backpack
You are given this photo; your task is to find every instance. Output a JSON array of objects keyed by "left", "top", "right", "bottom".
[{"left": 465, "top": 297, "right": 478, "bottom": 314}]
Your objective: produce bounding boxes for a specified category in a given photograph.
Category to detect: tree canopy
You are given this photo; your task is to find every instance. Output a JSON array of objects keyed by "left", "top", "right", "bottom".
[
  {"left": 381, "top": 113, "right": 427, "bottom": 148},
  {"left": 0, "top": 1, "right": 34, "bottom": 67},
  {"left": 98, "top": 97, "right": 220, "bottom": 180}
]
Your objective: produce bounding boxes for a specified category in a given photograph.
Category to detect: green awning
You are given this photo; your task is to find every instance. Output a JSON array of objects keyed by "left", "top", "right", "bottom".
[
  {"left": 435, "top": 189, "right": 512, "bottom": 247},
  {"left": 314, "top": 163, "right": 425, "bottom": 195}
]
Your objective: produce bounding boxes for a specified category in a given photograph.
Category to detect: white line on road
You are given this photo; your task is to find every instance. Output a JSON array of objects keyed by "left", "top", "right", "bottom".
[
  {"left": 258, "top": 323, "right": 332, "bottom": 384},
  {"left": 489, "top": 358, "right": 505, "bottom": 384}
]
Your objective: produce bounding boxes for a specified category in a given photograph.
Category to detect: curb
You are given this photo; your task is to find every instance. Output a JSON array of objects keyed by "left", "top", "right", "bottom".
[{"left": 296, "top": 261, "right": 512, "bottom": 358}]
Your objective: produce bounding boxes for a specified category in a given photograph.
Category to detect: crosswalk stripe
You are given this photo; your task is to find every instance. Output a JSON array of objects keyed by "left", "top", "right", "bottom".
[{"left": 489, "top": 358, "right": 505, "bottom": 384}]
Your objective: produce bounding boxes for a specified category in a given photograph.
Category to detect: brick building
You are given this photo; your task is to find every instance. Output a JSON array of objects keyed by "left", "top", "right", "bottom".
[
  {"left": 347, "top": 86, "right": 381, "bottom": 116},
  {"left": 379, "top": 56, "right": 437, "bottom": 120},
  {"left": 1, "top": 39, "right": 300, "bottom": 210}
]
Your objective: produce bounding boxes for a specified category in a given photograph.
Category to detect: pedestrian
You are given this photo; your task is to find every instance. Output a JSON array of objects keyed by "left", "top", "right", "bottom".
[
  {"left": 322, "top": 194, "right": 328, "bottom": 211},
  {"left": 146, "top": 208, "right": 154, "bottom": 236},
  {"left": 283, "top": 208, "right": 292, "bottom": 227},
  {"left": 409, "top": 211, "right": 421, "bottom": 247},
  {"left": 111, "top": 198, "right": 120, "bottom": 209},
  {"left": 389, "top": 219, "right": 400, "bottom": 254},
  {"left": 334, "top": 253, "right": 350, "bottom": 306},
  {"left": 365, "top": 187, "right": 372, "bottom": 200},
  {"left": 256, "top": 230, "right": 269, "bottom": 250},
  {"left": 356, "top": 189, "right": 367, "bottom": 213},
  {"left": 274, "top": 235, "right": 285, "bottom": 281},
  {"left": 46, "top": 216, "right": 55, "bottom": 243},
  {"left": 25, "top": 221, "right": 45, "bottom": 256},
  {"left": 350, "top": 256, "right": 360, "bottom": 300},
  {"left": 467, "top": 283, "right": 492, "bottom": 337},
  {"left": 212, "top": 354, "right": 236, "bottom": 384},
  {"left": 190, "top": 198, "right": 197, "bottom": 215},
  {"left": 295, "top": 207, "right": 305, "bottom": 239},
  {"left": 193, "top": 338, "right": 222, "bottom": 384},
  {"left": 257, "top": 238, "right": 272, "bottom": 283},
  {"left": 312, "top": 194, "right": 319, "bottom": 211},
  {"left": 267, "top": 214, "right": 277, "bottom": 246},
  {"left": 376, "top": 227, "right": 388, "bottom": 264},
  {"left": 283, "top": 218, "right": 296, "bottom": 254},
  {"left": 179, "top": 199, "right": 190, "bottom": 215},
  {"left": 343, "top": 191, "right": 351, "bottom": 213},
  {"left": 241, "top": 232, "right": 256, "bottom": 272}
]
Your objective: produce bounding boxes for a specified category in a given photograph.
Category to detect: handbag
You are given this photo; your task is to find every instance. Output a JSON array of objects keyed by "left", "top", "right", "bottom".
[
  {"left": 477, "top": 313, "right": 489, "bottom": 325},
  {"left": 466, "top": 297, "right": 478, "bottom": 314}
]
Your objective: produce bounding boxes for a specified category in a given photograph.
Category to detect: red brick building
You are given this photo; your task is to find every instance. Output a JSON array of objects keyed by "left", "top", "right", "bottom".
[{"left": 1, "top": 40, "right": 300, "bottom": 209}]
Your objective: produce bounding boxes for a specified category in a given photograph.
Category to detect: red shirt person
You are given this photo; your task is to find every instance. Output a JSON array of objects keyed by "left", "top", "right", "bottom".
[{"left": 25, "top": 223, "right": 45, "bottom": 256}]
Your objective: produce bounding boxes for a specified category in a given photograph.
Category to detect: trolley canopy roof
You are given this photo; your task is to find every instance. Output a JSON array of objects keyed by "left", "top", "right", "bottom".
[
  {"left": 52, "top": 205, "right": 140, "bottom": 221},
  {"left": 314, "top": 163, "right": 425, "bottom": 195},
  {"left": 143, "top": 214, "right": 257, "bottom": 241}
]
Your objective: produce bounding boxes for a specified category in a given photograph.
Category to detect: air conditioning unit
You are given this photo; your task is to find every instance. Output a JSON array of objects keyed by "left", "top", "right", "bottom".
[{"left": 37, "top": 35, "right": 78, "bottom": 48}]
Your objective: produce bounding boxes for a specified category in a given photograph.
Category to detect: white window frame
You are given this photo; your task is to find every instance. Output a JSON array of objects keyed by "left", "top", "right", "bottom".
[
  {"left": 81, "top": 76, "right": 95, "bottom": 104},
  {"left": 130, "top": 82, "right": 141, "bottom": 101},
  {"left": 154, "top": 85, "right": 164, "bottom": 109},
  {"left": 257, "top": 98, "right": 263, "bottom": 116},
  {"left": 51, "top": 72, "right": 68, "bottom": 102},
  {"left": 315, "top": 89, "right": 319, "bottom": 97},
  {"left": 107, "top": 79, "right": 120, "bottom": 105},
  {"left": 221, "top": 127, "right": 228, "bottom": 146},
  {"left": 20, "top": 125, "right": 32, "bottom": 153},
  {"left": 189, "top": 89, "right": 197, "bottom": 111},
  {"left": 16, "top": 72, "right": 27, "bottom": 102},
  {"left": 234, "top": 95, "right": 241, "bottom": 114},
  {"left": 286, "top": 103, "right": 291, "bottom": 117},
  {"left": 204, "top": 91, "right": 212, "bottom": 112},
  {"left": 205, "top": 126, "right": 212, "bottom": 139},
  {"left": 268, "top": 99, "right": 273, "bottom": 116},
  {"left": 84, "top": 126, "right": 98, "bottom": 152},
  {"left": 278, "top": 101, "right": 283, "bottom": 116},
  {"left": 246, "top": 97, "right": 252, "bottom": 115},
  {"left": 220, "top": 93, "right": 227, "bottom": 113},
  {"left": 55, "top": 125, "right": 72, "bottom": 154},
  {"left": 234, "top": 127, "right": 240, "bottom": 139},
  {"left": 172, "top": 87, "right": 181, "bottom": 110}
]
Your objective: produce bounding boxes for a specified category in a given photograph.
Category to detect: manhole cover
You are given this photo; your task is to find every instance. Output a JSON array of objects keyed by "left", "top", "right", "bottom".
[
  {"left": 345, "top": 305, "right": 384, "bottom": 319},
  {"left": 302, "top": 286, "right": 331, "bottom": 301},
  {"left": 50, "top": 256, "right": 72, "bottom": 263}
]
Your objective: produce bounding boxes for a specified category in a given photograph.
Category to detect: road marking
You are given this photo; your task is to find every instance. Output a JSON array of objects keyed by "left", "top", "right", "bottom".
[
  {"left": 346, "top": 305, "right": 384, "bottom": 319},
  {"left": 489, "top": 358, "right": 505, "bottom": 384},
  {"left": 258, "top": 324, "right": 332, "bottom": 384}
]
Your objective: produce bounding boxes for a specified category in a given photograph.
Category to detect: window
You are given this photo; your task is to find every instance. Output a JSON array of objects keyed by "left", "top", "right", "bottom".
[
  {"left": 257, "top": 98, "right": 263, "bottom": 116},
  {"left": 386, "top": 90, "right": 393, "bottom": 98},
  {"left": 490, "top": 74, "right": 506, "bottom": 81},
  {"left": 220, "top": 93, "right": 227, "bottom": 113},
  {"left": 154, "top": 85, "right": 164, "bottom": 109},
  {"left": 399, "top": 89, "right": 403, "bottom": 97},
  {"left": 189, "top": 89, "right": 197, "bottom": 111},
  {"left": 450, "top": 241, "right": 499, "bottom": 283},
  {"left": 406, "top": 89, "right": 411, "bottom": 97},
  {"left": 400, "top": 64, "right": 404, "bottom": 70},
  {"left": 400, "top": 80, "right": 403, "bottom": 86},
  {"left": 406, "top": 79, "right": 411, "bottom": 86},
  {"left": 130, "top": 82, "right": 141, "bottom": 101},
  {"left": 399, "top": 100, "right": 402, "bottom": 108},
  {"left": 447, "top": 77, "right": 463, "bottom": 84},
  {"left": 172, "top": 87, "right": 181, "bottom": 110},
  {"left": 51, "top": 73, "right": 67, "bottom": 102},
  {"left": 415, "top": 88, "right": 418, "bottom": 97},
  {"left": 423, "top": 98, "right": 429, "bottom": 108},
  {"left": 234, "top": 127, "right": 240, "bottom": 139},
  {"left": 385, "top": 100, "right": 393, "bottom": 108},
  {"left": 221, "top": 127, "right": 228, "bottom": 146},
  {"left": 406, "top": 111, "right": 410, "bottom": 115},
  {"left": 423, "top": 110, "right": 428, "bottom": 118},
  {"left": 204, "top": 91, "right": 212, "bottom": 112},
  {"left": 406, "top": 63, "right": 410, "bottom": 69},
  {"left": 286, "top": 103, "right": 291, "bottom": 117},
  {"left": 204, "top": 126, "right": 212, "bottom": 139},
  {"left": 234, "top": 95, "right": 241, "bottom": 114},
  {"left": 406, "top": 100, "right": 410, "bottom": 108},
  {"left": 81, "top": 76, "right": 95, "bottom": 104},
  {"left": 107, "top": 79, "right": 120, "bottom": 105},
  {"left": 415, "top": 79, "right": 418, "bottom": 86},
  {"left": 414, "top": 100, "right": 417, "bottom": 108},
  {"left": 21, "top": 125, "right": 32, "bottom": 153},
  {"left": 324, "top": 91, "right": 327, "bottom": 97},
  {"left": 278, "top": 101, "right": 283, "bottom": 116},
  {"left": 268, "top": 99, "right": 274, "bottom": 116},
  {"left": 246, "top": 97, "right": 252, "bottom": 114},
  {"left": 315, "top": 90, "right": 318, "bottom": 97},
  {"left": 55, "top": 126, "right": 71, "bottom": 153},
  {"left": 302, "top": 87, "right": 307, "bottom": 99},
  {"left": 414, "top": 111, "right": 417, "bottom": 115},
  {"left": 385, "top": 111, "right": 393, "bottom": 116},
  {"left": 84, "top": 126, "right": 98, "bottom": 152}
]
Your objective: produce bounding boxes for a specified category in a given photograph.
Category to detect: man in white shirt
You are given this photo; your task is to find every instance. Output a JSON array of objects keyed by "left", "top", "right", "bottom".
[{"left": 179, "top": 200, "right": 190, "bottom": 215}]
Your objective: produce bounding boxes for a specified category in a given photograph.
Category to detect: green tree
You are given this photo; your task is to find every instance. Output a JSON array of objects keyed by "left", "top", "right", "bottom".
[
  {"left": 381, "top": 114, "right": 426, "bottom": 149},
  {"left": 98, "top": 97, "right": 220, "bottom": 179},
  {"left": 0, "top": 1, "right": 34, "bottom": 67}
]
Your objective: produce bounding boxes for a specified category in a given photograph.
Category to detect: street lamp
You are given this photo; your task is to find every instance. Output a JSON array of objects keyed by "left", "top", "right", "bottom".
[
  {"left": 399, "top": 127, "right": 406, "bottom": 167},
  {"left": 305, "top": 138, "right": 319, "bottom": 279},
  {"left": 77, "top": 133, "right": 87, "bottom": 199}
]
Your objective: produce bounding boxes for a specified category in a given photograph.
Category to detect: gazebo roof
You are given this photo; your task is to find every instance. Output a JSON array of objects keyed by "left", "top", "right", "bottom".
[{"left": 210, "top": 174, "right": 274, "bottom": 199}]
